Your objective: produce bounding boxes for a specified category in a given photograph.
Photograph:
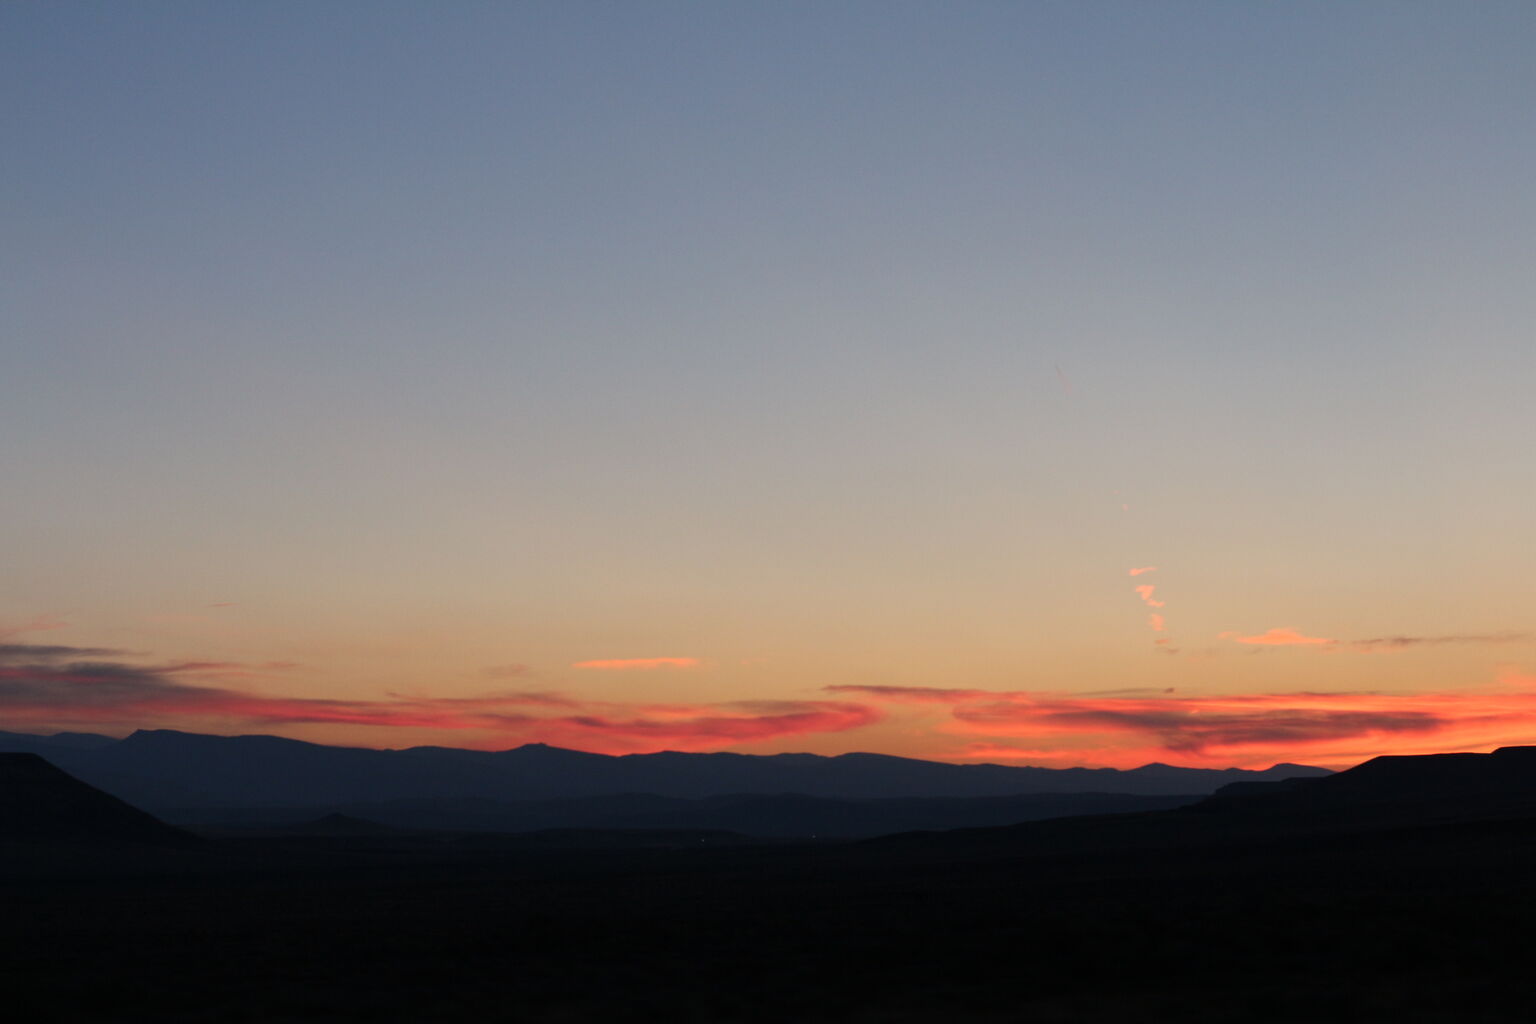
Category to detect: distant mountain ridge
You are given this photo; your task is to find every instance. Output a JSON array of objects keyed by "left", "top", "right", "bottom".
[{"left": 0, "top": 729, "right": 1329, "bottom": 816}]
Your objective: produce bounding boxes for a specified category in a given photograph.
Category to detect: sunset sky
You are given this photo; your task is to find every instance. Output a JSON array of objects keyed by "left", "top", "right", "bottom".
[{"left": 5, "top": 2, "right": 1534, "bottom": 769}]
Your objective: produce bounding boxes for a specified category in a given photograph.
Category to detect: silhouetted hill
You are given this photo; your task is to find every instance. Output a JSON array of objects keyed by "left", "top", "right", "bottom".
[
  {"left": 866, "top": 744, "right": 1536, "bottom": 860},
  {"left": 1199, "top": 744, "right": 1536, "bottom": 827},
  {"left": 0, "top": 729, "right": 1330, "bottom": 815},
  {"left": 0, "top": 754, "right": 196, "bottom": 846}
]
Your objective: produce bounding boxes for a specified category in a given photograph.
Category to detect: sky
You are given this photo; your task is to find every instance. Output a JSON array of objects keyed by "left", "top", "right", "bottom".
[{"left": 4, "top": 1, "right": 1534, "bottom": 769}]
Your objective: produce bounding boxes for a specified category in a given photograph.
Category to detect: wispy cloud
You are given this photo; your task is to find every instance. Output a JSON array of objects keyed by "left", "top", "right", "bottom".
[
  {"left": 572, "top": 657, "right": 701, "bottom": 671},
  {"left": 0, "top": 614, "right": 68, "bottom": 641},
  {"left": 0, "top": 643, "right": 126, "bottom": 661},
  {"left": 1128, "top": 567, "right": 1157, "bottom": 577},
  {"left": 1350, "top": 633, "right": 1530, "bottom": 650},
  {"left": 1148, "top": 613, "right": 1166, "bottom": 632},
  {"left": 1231, "top": 627, "right": 1335, "bottom": 647},
  {"left": 1133, "top": 585, "right": 1165, "bottom": 608},
  {"left": 1219, "top": 630, "right": 1528, "bottom": 653},
  {"left": 1054, "top": 363, "right": 1074, "bottom": 396},
  {"left": 547, "top": 701, "right": 880, "bottom": 751}
]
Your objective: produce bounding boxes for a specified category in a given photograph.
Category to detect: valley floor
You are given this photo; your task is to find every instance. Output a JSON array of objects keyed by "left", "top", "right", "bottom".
[{"left": 7, "top": 811, "right": 1536, "bottom": 1022}]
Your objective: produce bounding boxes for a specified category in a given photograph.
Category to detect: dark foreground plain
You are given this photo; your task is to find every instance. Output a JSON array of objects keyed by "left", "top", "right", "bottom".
[{"left": 8, "top": 753, "right": 1536, "bottom": 1022}]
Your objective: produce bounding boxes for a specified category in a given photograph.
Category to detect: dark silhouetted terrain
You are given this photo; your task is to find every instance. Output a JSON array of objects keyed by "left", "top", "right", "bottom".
[
  {"left": 7, "top": 748, "right": 1536, "bottom": 1021},
  {"left": 189, "top": 789, "right": 1204, "bottom": 838},
  {"left": 0, "top": 753, "right": 195, "bottom": 847}
]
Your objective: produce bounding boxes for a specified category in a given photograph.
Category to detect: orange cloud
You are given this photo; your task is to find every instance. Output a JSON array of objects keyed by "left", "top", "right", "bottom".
[
  {"left": 1148, "top": 613, "right": 1166, "bottom": 632},
  {"left": 1133, "top": 585, "right": 1165, "bottom": 608},
  {"left": 572, "top": 657, "right": 701, "bottom": 671},
  {"left": 1233, "top": 628, "right": 1335, "bottom": 647},
  {"left": 1128, "top": 567, "right": 1156, "bottom": 576}
]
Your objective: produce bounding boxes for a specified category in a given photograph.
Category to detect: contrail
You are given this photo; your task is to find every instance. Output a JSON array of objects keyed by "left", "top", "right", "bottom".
[{"left": 1054, "top": 363, "right": 1073, "bottom": 395}]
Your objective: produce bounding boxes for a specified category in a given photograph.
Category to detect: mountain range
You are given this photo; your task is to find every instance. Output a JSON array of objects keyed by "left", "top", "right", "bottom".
[
  {"left": 0, "top": 728, "right": 1329, "bottom": 836},
  {"left": 7, "top": 741, "right": 1535, "bottom": 1022}
]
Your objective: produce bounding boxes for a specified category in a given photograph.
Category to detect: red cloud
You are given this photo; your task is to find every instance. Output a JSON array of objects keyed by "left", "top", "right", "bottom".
[
  {"left": 0, "top": 651, "right": 877, "bottom": 754},
  {"left": 572, "top": 658, "right": 701, "bottom": 671},
  {"left": 1233, "top": 628, "right": 1335, "bottom": 647},
  {"left": 950, "top": 697, "right": 1438, "bottom": 753},
  {"left": 540, "top": 701, "right": 882, "bottom": 753},
  {"left": 1133, "top": 585, "right": 1165, "bottom": 608},
  {"left": 827, "top": 679, "right": 1536, "bottom": 767}
]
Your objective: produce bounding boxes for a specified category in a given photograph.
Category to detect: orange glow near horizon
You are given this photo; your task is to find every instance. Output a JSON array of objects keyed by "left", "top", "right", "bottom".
[
  {"left": 826, "top": 674, "right": 1536, "bottom": 769},
  {"left": 4, "top": 617, "right": 1535, "bottom": 769}
]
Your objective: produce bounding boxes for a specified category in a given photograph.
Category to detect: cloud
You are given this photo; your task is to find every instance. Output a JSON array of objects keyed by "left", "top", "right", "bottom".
[
  {"left": 544, "top": 701, "right": 881, "bottom": 752},
  {"left": 1055, "top": 364, "right": 1073, "bottom": 395},
  {"left": 572, "top": 657, "right": 701, "bottom": 671},
  {"left": 979, "top": 703, "right": 1439, "bottom": 754},
  {"left": 1128, "top": 567, "right": 1156, "bottom": 577},
  {"left": 0, "top": 644, "right": 127, "bottom": 661},
  {"left": 0, "top": 614, "right": 68, "bottom": 640},
  {"left": 826, "top": 679, "right": 1536, "bottom": 767},
  {"left": 1231, "top": 628, "right": 1335, "bottom": 647},
  {"left": 1350, "top": 633, "right": 1530, "bottom": 650},
  {"left": 1221, "top": 631, "right": 1528, "bottom": 653},
  {"left": 0, "top": 649, "right": 877, "bottom": 754},
  {"left": 483, "top": 663, "right": 531, "bottom": 678},
  {"left": 1148, "top": 613, "right": 1166, "bottom": 632},
  {"left": 1133, "top": 585, "right": 1165, "bottom": 608}
]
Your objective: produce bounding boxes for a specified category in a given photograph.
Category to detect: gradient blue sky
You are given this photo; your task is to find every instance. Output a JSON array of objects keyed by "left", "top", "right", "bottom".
[{"left": 4, "top": 2, "right": 1534, "bottom": 766}]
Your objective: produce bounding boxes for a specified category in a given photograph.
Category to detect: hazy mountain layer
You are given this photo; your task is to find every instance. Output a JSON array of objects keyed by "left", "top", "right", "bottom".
[{"left": 0, "top": 728, "right": 1329, "bottom": 813}]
